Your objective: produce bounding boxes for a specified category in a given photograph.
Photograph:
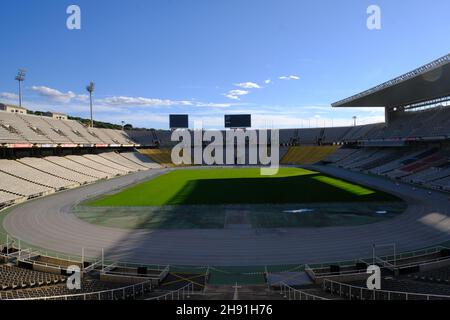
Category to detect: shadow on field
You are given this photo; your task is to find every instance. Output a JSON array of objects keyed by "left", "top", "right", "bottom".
[
  {"left": 166, "top": 174, "right": 400, "bottom": 205},
  {"left": 95, "top": 169, "right": 418, "bottom": 267}
]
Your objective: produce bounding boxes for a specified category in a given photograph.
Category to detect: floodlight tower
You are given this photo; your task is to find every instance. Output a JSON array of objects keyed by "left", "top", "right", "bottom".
[
  {"left": 86, "top": 81, "right": 95, "bottom": 128},
  {"left": 15, "top": 69, "right": 26, "bottom": 107}
]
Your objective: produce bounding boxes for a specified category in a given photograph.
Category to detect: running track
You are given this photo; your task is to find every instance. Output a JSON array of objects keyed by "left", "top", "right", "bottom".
[{"left": 3, "top": 165, "right": 450, "bottom": 266}]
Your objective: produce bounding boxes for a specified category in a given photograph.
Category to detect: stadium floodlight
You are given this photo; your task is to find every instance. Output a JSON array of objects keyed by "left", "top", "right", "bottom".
[
  {"left": 86, "top": 81, "right": 95, "bottom": 128},
  {"left": 15, "top": 68, "right": 26, "bottom": 107}
]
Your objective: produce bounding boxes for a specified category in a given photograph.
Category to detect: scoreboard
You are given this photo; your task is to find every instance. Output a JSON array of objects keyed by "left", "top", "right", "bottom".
[
  {"left": 224, "top": 114, "right": 251, "bottom": 128},
  {"left": 169, "top": 114, "right": 189, "bottom": 129}
]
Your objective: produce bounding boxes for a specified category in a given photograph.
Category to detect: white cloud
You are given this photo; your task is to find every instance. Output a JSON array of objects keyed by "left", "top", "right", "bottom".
[
  {"left": 97, "top": 96, "right": 193, "bottom": 107},
  {"left": 224, "top": 89, "right": 249, "bottom": 100},
  {"left": 234, "top": 82, "right": 261, "bottom": 89},
  {"left": 279, "top": 75, "right": 300, "bottom": 81},
  {"left": 31, "top": 86, "right": 87, "bottom": 103},
  {"left": 264, "top": 79, "right": 271, "bottom": 85},
  {"left": 0, "top": 92, "right": 19, "bottom": 101},
  {"left": 27, "top": 84, "right": 247, "bottom": 110},
  {"left": 195, "top": 102, "right": 238, "bottom": 108}
]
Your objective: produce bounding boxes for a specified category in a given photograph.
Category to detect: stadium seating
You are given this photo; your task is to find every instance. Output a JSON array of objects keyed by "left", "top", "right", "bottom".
[
  {"left": 322, "top": 278, "right": 450, "bottom": 300},
  {"left": 16, "top": 114, "right": 71, "bottom": 144},
  {"left": 0, "top": 150, "right": 162, "bottom": 210},
  {"left": 366, "top": 105, "right": 450, "bottom": 140},
  {"left": 18, "top": 157, "right": 96, "bottom": 184},
  {"left": 88, "top": 128, "right": 117, "bottom": 145},
  {"left": 0, "top": 159, "right": 77, "bottom": 190},
  {"left": 0, "top": 191, "right": 23, "bottom": 208},
  {"left": 65, "top": 155, "right": 123, "bottom": 177},
  {"left": 127, "top": 129, "right": 160, "bottom": 146},
  {"left": 322, "top": 148, "right": 359, "bottom": 163},
  {"left": 298, "top": 128, "right": 322, "bottom": 145},
  {"left": 430, "top": 176, "right": 450, "bottom": 191},
  {"left": 322, "top": 127, "right": 352, "bottom": 144},
  {"left": 82, "top": 154, "right": 134, "bottom": 174},
  {"left": 0, "top": 112, "right": 49, "bottom": 144},
  {"left": 139, "top": 148, "right": 176, "bottom": 166},
  {"left": 279, "top": 129, "right": 298, "bottom": 145},
  {"left": 0, "top": 121, "right": 23, "bottom": 143},
  {"left": 0, "top": 110, "right": 137, "bottom": 146},
  {"left": 42, "top": 117, "right": 90, "bottom": 144},
  {"left": 119, "top": 152, "right": 162, "bottom": 169},
  {"left": 0, "top": 264, "right": 66, "bottom": 290},
  {"left": 0, "top": 275, "right": 129, "bottom": 300},
  {"left": 103, "top": 129, "right": 135, "bottom": 145},
  {"left": 99, "top": 152, "right": 148, "bottom": 171},
  {"left": 45, "top": 156, "right": 110, "bottom": 179},
  {"left": 154, "top": 130, "right": 175, "bottom": 147},
  {"left": 62, "top": 119, "right": 104, "bottom": 144},
  {"left": 281, "top": 146, "right": 340, "bottom": 165},
  {"left": 0, "top": 171, "right": 52, "bottom": 198}
]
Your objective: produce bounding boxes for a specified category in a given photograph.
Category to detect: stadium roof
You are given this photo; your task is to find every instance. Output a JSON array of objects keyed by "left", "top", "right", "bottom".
[{"left": 332, "top": 53, "right": 450, "bottom": 108}]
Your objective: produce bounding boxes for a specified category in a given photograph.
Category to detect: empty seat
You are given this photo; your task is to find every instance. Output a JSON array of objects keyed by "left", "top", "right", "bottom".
[{"left": 0, "top": 159, "right": 76, "bottom": 190}]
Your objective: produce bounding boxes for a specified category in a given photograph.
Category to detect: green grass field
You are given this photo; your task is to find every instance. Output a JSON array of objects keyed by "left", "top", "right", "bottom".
[
  {"left": 76, "top": 168, "right": 404, "bottom": 229},
  {"left": 87, "top": 167, "right": 399, "bottom": 207}
]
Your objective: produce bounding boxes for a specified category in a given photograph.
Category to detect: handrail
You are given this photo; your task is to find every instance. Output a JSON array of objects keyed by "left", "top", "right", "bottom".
[
  {"left": 309, "top": 245, "right": 448, "bottom": 274},
  {"left": 146, "top": 282, "right": 194, "bottom": 300},
  {"left": 323, "top": 279, "right": 450, "bottom": 300},
  {"left": 0, "top": 228, "right": 449, "bottom": 274},
  {"left": 280, "top": 283, "right": 328, "bottom": 300},
  {"left": 4, "top": 279, "right": 153, "bottom": 301}
]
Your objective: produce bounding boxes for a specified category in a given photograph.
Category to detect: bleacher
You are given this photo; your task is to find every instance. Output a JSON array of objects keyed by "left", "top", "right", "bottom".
[
  {"left": 0, "top": 273, "right": 132, "bottom": 300},
  {"left": 280, "top": 146, "right": 340, "bottom": 165},
  {"left": 65, "top": 155, "right": 122, "bottom": 177},
  {"left": 322, "top": 278, "right": 450, "bottom": 300},
  {"left": 127, "top": 129, "right": 160, "bottom": 146},
  {"left": 322, "top": 143, "right": 450, "bottom": 192},
  {"left": 0, "top": 171, "right": 52, "bottom": 198},
  {"left": 0, "top": 110, "right": 137, "bottom": 146},
  {"left": 322, "top": 127, "right": 352, "bottom": 144},
  {"left": 0, "top": 159, "right": 76, "bottom": 190},
  {"left": 139, "top": 148, "right": 177, "bottom": 167},
  {"left": 46, "top": 156, "right": 110, "bottom": 179},
  {"left": 0, "top": 191, "right": 22, "bottom": 208},
  {"left": 0, "top": 264, "right": 66, "bottom": 291},
  {"left": 0, "top": 151, "right": 156, "bottom": 209},
  {"left": 367, "top": 106, "right": 450, "bottom": 141},
  {"left": 17, "top": 114, "right": 71, "bottom": 144},
  {"left": 0, "top": 245, "right": 184, "bottom": 301},
  {"left": 0, "top": 112, "right": 49, "bottom": 144},
  {"left": 322, "top": 148, "right": 359, "bottom": 163},
  {"left": 408, "top": 265, "right": 450, "bottom": 284},
  {"left": 297, "top": 128, "right": 322, "bottom": 145},
  {"left": 119, "top": 152, "right": 162, "bottom": 169},
  {"left": 82, "top": 154, "right": 133, "bottom": 174},
  {"left": 18, "top": 157, "right": 95, "bottom": 185},
  {"left": 99, "top": 152, "right": 148, "bottom": 171}
]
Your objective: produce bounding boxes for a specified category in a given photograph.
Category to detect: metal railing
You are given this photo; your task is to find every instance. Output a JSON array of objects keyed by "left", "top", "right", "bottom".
[
  {"left": 280, "top": 283, "right": 328, "bottom": 301},
  {"left": 5, "top": 280, "right": 153, "bottom": 301},
  {"left": 306, "top": 245, "right": 449, "bottom": 279},
  {"left": 323, "top": 279, "right": 450, "bottom": 301},
  {"left": 146, "top": 282, "right": 194, "bottom": 300},
  {"left": 2, "top": 218, "right": 450, "bottom": 274}
]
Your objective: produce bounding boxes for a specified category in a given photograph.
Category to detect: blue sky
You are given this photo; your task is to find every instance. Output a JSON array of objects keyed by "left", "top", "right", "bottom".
[{"left": 1, "top": 0, "right": 449, "bottom": 129}]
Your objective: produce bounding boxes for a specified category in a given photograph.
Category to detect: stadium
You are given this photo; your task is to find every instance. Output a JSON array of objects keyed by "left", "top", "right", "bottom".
[
  {"left": 2, "top": 1, "right": 450, "bottom": 307},
  {"left": 1, "top": 52, "right": 450, "bottom": 301}
]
